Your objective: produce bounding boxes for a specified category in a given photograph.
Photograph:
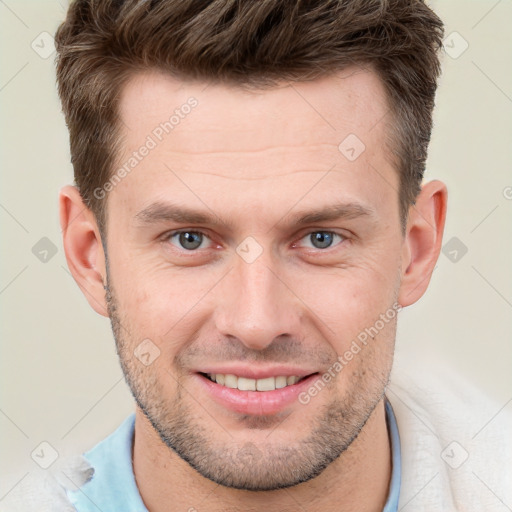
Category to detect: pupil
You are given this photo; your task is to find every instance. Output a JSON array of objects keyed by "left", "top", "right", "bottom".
[
  {"left": 180, "top": 232, "right": 201, "bottom": 250},
  {"left": 312, "top": 232, "right": 332, "bottom": 249}
]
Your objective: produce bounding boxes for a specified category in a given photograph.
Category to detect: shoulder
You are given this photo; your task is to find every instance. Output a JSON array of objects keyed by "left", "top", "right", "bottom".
[{"left": 387, "top": 356, "right": 512, "bottom": 511}]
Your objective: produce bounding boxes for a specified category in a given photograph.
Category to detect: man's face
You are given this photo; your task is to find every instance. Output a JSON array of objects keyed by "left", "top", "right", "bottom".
[{"left": 104, "top": 67, "right": 404, "bottom": 490}]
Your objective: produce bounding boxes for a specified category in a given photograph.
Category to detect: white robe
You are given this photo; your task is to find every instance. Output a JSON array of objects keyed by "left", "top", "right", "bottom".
[{"left": 387, "top": 359, "right": 511, "bottom": 511}]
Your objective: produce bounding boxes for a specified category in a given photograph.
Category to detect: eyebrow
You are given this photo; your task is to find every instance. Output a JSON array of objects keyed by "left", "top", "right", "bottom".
[{"left": 134, "top": 201, "right": 374, "bottom": 230}]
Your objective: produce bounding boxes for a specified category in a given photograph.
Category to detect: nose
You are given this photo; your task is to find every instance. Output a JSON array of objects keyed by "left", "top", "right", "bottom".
[{"left": 213, "top": 247, "right": 303, "bottom": 351}]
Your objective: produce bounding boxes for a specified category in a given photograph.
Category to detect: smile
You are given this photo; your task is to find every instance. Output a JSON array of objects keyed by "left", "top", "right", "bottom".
[{"left": 195, "top": 371, "right": 320, "bottom": 415}]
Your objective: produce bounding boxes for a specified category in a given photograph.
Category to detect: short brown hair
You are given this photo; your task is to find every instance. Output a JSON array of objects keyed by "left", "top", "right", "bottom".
[{"left": 55, "top": 0, "right": 444, "bottom": 234}]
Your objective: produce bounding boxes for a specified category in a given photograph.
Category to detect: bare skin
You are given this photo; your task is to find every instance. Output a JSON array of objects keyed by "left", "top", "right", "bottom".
[{"left": 60, "top": 66, "right": 446, "bottom": 511}]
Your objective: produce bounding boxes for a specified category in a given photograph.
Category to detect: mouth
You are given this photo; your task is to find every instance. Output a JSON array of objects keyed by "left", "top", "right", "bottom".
[{"left": 194, "top": 371, "right": 320, "bottom": 416}]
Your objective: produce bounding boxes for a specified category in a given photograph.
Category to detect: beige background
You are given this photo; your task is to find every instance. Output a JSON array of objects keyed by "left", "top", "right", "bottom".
[{"left": 1, "top": 0, "right": 511, "bottom": 498}]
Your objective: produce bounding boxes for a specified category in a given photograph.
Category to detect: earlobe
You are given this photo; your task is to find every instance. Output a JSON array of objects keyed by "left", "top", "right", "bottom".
[
  {"left": 59, "top": 185, "right": 109, "bottom": 317},
  {"left": 398, "top": 180, "right": 448, "bottom": 307}
]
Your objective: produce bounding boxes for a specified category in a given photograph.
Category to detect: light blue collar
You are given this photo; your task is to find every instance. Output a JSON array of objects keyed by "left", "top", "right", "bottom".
[
  {"left": 67, "top": 414, "right": 147, "bottom": 511},
  {"left": 383, "top": 397, "right": 402, "bottom": 512}
]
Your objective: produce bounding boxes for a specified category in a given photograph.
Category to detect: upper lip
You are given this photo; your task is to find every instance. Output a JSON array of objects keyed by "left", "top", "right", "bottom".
[{"left": 195, "top": 365, "right": 318, "bottom": 380}]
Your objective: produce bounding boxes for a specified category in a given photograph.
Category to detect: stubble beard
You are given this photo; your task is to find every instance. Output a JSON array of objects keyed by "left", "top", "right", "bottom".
[{"left": 105, "top": 273, "right": 394, "bottom": 491}]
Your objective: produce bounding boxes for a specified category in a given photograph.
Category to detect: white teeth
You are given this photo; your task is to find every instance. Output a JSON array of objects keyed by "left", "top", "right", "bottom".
[
  {"left": 256, "top": 377, "right": 276, "bottom": 391},
  {"left": 275, "top": 376, "right": 288, "bottom": 389},
  {"left": 205, "top": 373, "right": 306, "bottom": 391},
  {"left": 237, "top": 377, "right": 256, "bottom": 391},
  {"left": 224, "top": 374, "right": 238, "bottom": 389}
]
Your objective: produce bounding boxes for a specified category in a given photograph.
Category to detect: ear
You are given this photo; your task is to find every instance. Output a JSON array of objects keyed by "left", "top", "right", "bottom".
[
  {"left": 59, "top": 185, "right": 109, "bottom": 317},
  {"left": 398, "top": 180, "right": 447, "bottom": 307}
]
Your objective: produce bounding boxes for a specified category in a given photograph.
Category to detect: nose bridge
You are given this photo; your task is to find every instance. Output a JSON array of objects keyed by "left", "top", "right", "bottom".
[{"left": 214, "top": 243, "right": 300, "bottom": 351}]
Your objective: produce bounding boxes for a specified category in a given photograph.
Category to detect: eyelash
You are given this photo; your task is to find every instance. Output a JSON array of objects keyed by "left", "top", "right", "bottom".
[{"left": 162, "top": 229, "right": 347, "bottom": 254}]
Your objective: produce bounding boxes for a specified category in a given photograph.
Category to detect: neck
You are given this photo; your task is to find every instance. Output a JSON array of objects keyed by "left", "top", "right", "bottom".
[{"left": 133, "top": 399, "right": 391, "bottom": 512}]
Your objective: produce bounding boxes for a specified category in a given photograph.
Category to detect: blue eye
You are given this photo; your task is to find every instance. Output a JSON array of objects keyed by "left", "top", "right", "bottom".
[
  {"left": 302, "top": 231, "right": 344, "bottom": 250},
  {"left": 169, "top": 231, "right": 208, "bottom": 251}
]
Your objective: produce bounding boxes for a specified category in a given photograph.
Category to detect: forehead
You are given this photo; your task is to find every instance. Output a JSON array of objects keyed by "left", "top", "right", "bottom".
[
  {"left": 118, "top": 66, "right": 390, "bottom": 157},
  {"left": 111, "top": 66, "right": 398, "bottom": 226}
]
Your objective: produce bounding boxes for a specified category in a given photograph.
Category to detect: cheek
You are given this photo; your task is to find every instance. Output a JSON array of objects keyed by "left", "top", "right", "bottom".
[
  {"left": 292, "top": 256, "right": 400, "bottom": 342},
  {"left": 106, "top": 251, "right": 170, "bottom": 341},
  {"left": 110, "top": 258, "right": 218, "bottom": 348}
]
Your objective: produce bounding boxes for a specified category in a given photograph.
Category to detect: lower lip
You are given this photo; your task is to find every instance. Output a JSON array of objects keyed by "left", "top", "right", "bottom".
[{"left": 194, "top": 373, "right": 319, "bottom": 415}]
